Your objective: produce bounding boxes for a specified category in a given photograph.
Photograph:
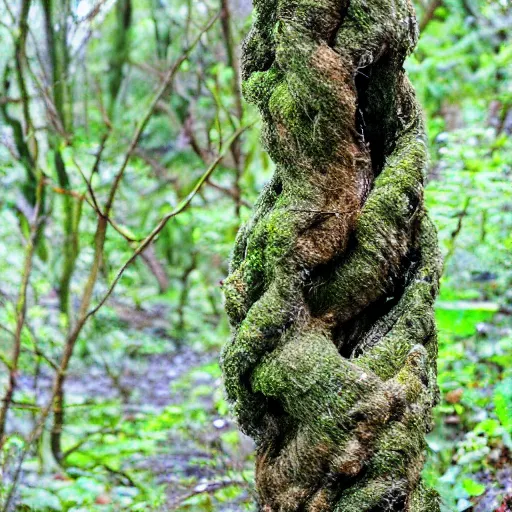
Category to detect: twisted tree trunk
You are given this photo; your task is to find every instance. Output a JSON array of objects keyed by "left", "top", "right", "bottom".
[{"left": 221, "top": 0, "right": 443, "bottom": 511}]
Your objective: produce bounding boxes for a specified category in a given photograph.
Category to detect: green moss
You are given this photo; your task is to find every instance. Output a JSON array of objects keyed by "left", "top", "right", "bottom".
[
  {"left": 242, "top": 67, "right": 282, "bottom": 109},
  {"left": 223, "top": 0, "right": 440, "bottom": 509},
  {"left": 308, "top": 120, "right": 430, "bottom": 322},
  {"left": 335, "top": 478, "right": 408, "bottom": 512}
]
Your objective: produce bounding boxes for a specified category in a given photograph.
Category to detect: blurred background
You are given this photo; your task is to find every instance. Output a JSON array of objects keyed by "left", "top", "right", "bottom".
[{"left": 0, "top": 0, "right": 510, "bottom": 510}]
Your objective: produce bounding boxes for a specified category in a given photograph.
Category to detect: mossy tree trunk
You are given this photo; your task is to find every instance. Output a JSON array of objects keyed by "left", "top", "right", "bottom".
[{"left": 221, "top": 0, "right": 443, "bottom": 511}]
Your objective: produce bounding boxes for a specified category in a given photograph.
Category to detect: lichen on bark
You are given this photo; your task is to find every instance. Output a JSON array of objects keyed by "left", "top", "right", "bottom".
[{"left": 221, "top": 0, "right": 443, "bottom": 510}]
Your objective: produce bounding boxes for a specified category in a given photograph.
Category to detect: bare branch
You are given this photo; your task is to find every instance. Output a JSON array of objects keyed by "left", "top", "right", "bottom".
[
  {"left": 104, "top": 11, "right": 221, "bottom": 214},
  {"left": 420, "top": 0, "right": 444, "bottom": 32},
  {"left": 87, "top": 122, "right": 253, "bottom": 320}
]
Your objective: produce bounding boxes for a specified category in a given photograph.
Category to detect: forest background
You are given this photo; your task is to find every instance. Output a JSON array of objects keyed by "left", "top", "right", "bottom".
[{"left": 0, "top": 0, "right": 511, "bottom": 511}]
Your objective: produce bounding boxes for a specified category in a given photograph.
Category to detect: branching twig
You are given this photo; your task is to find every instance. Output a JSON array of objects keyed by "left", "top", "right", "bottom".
[
  {"left": 420, "top": 0, "right": 444, "bottom": 32},
  {"left": 168, "top": 480, "right": 247, "bottom": 510},
  {"left": 87, "top": 123, "right": 252, "bottom": 321},
  {"left": 104, "top": 11, "right": 220, "bottom": 215},
  {"left": 0, "top": 175, "right": 44, "bottom": 445},
  {"left": 445, "top": 196, "right": 471, "bottom": 262}
]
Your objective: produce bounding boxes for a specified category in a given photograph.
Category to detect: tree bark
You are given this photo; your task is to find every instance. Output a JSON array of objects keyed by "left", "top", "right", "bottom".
[{"left": 221, "top": 1, "right": 443, "bottom": 511}]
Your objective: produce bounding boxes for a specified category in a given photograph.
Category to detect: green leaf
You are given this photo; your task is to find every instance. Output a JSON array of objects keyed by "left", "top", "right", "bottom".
[
  {"left": 21, "top": 488, "right": 62, "bottom": 511},
  {"left": 494, "top": 378, "right": 512, "bottom": 433},
  {"left": 462, "top": 478, "right": 486, "bottom": 497}
]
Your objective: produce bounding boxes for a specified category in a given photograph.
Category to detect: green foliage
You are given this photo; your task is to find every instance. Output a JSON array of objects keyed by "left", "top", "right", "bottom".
[
  {"left": 494, "top": 379, "right": 512, "bottom": 435},
  {"left": 408, "top": 3, "right": 512, "bottom": 510}
]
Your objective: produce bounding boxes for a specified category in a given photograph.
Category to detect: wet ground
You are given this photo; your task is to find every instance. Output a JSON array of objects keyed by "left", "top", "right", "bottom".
[{"left": 10, "top": 345, "right": 255, "bottom": 511}]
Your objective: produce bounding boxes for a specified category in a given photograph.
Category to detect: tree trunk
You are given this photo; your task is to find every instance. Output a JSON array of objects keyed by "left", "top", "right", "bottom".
[
  {"left": 42, "top": 0, "right": 82, "bottom": 317},
  {"left": 108, "top": 0, "right": 132, "bottom": 113},
  {"left": 221, "top": 1, "right": 443, "bottom": 511}
]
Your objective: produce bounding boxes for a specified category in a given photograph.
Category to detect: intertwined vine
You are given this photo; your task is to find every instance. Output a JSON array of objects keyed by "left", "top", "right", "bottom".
[{"left": 221, "top": 0, "right": 442, "bottom": 510}]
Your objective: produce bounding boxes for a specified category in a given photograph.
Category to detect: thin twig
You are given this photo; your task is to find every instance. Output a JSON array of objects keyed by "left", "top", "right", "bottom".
[
  {"left": 0, "top": 175, "right": 43, "bottom": 445},
  {"left": 104, "top": 11, "right": 220, "bottom": 214},
  {"left": 420, "top": 0, "right": 444, "bottom": 32},
  {"left": 169, "top": 480, "right": 247, "bottom": 510},
  {"left": 62, "top": 427, "right": 120, "bottom": 459},
  {"left": 86, "top": 123, "right": 252, "bottom": 320}
]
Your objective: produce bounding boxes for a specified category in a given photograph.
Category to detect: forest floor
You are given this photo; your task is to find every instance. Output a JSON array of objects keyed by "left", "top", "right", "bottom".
[
  {"left": 8, "top": 297, "right": 512, "bottom": 512},
  {"left": 12, "top": 337, "right": 256, "bottom": 511}
]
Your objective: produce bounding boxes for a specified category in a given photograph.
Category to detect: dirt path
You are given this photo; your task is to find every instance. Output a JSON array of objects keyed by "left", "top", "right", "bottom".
[{"left": 12, "top": 345, "right": 255, "bottom": 511}]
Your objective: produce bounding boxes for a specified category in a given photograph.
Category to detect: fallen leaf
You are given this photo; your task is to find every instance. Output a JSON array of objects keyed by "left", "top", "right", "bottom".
[
  {"left": 446, "top": 388, "right": 464, "bottom": 404},
  {"left": 95, "top": 495, "right": 111, "bottom": 505}
]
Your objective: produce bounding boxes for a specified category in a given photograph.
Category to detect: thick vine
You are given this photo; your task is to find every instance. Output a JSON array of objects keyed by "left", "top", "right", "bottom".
[{"left": 221, "top": 0, "right": 442, "bottom": 510}]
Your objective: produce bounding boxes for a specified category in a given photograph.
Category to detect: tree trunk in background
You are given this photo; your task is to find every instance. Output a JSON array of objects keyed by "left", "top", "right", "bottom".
[
  {"left": 108, "top": 0, "right": 132, "bottom": 112},
  {"left": 221, "top": 0, "right": 443, "bottom": 511},
  {"left": 42, "top": 0, "right": 82, "bottom": 318}
]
